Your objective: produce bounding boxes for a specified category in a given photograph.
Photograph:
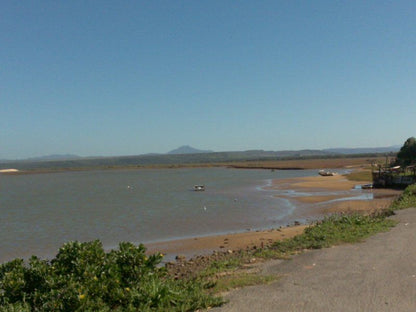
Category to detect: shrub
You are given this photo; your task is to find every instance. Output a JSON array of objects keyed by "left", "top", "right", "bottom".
[{"left": 0, "top": 241, "right": 222, "bottom": 311}]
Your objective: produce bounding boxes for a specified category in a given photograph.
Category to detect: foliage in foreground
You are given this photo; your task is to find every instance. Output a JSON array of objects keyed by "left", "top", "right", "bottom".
[
  {"left": 390, "top": 184, "right": 416, "bottom": 210},
  {"left": 0, "top": 241, "right": 222, "bottom": 312}
]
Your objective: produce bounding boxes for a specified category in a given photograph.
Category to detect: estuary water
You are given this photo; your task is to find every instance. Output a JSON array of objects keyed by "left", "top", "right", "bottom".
[{"left": 0, "top": 168, "right": 317, "bottom": 263}]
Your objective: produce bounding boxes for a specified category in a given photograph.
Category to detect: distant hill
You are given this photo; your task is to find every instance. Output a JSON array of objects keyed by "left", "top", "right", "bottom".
[
  {"left": 0, "top": 145, "right": 400, "bottom": 171},
  {"left": 23, "top": 154, "right": 82, "bottom": 162},
  {"left": 323, "top": 146, "right": 400, "bottom": 155},
  {"left": 167, "top": 145, "right": 214, "bottom": 155}
]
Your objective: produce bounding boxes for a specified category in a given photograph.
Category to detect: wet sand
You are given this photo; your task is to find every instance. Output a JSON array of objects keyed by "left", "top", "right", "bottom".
[
  {"left": 146, "top": 226, "right": 307, "bottom": 260},
  {"left": 271, "top": 174, "right": 401, "bottom": 214},
  {"left": 146, "top": 173, "right": 401, "bottom": 260}
]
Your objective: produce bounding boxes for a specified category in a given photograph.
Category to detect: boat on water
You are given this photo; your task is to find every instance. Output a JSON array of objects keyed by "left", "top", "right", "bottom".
[
  {"left": 361, "top": 184, "right": 374, "bottom": 189},
  {"left": 194, "top": 185, "right": 205, "bottom": 191},
  {"left": 318, "top": 170, "right": 337, "bottom": 176}
]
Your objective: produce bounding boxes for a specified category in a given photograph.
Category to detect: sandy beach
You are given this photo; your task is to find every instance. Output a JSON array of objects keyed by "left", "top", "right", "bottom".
[
  {"left": 146, "top": 173, "right": 401, "bottom": 260},
  {"left": 271, "top": 174, "right": 401, "bottom": 213}
]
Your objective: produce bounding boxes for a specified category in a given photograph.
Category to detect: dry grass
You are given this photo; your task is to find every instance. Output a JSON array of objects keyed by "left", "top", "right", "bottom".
[{"left": 226, "top": 157, "right": 383, "bottom": 170}]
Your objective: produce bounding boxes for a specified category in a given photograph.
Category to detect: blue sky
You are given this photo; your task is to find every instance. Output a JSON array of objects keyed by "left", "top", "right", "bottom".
[{"left": 1, "top": 1, "right": 415, "bottom": 159}]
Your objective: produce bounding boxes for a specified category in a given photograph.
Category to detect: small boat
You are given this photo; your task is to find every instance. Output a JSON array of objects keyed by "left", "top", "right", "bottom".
[
  {"left": 194, "top": 185, "right": 205, "bottom": 191},
  {"left": 319, "top": 170, "right": 337, "bottom": 176},
  {"left": 361, "top": 184, "right": 374, "bottom": 189}
]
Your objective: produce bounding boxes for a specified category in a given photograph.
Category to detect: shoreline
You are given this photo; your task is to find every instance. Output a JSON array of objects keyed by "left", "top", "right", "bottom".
[
  {"left": 146, "top": 225, "right": 307, "bottom": 262},
  {"left": 0, "top": 156, "right": 385, "bottom": 175},
  {"left": 145, "top": 173, "right": 401, "bottom": 261}
]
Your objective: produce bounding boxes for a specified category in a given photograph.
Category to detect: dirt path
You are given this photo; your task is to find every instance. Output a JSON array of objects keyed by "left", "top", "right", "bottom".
[{"left": 213, "top": 208, "right": 416, "bottom": 312}]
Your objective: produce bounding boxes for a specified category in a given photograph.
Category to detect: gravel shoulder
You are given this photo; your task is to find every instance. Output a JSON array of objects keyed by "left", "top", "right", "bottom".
[{"left": 213, "top": 208, "right": 416, "bottom": 312}]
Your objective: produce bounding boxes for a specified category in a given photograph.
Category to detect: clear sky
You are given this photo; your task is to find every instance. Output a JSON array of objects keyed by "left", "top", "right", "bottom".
[{"left": 1, "top": 1, "right": 415, "bottom": 159}]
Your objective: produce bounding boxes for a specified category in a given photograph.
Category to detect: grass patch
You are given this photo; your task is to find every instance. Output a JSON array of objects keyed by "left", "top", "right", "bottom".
[
  {"left": 211, "top": 273, "right": 276, "bottom": 293},
  {"left": 196, "top": 257, "right": 276, "bottom": 294},
  {"left": 390, "top": 184, "right": 416, "bottom": 210},
  {"left": 344, "top": 170, "right": 372, "bottom": 181},
  {"left": 271, "top": 212, "right": 396, "bottom": 253},
  {"left": 252, "top": 248, "right": 289, "bottom": 260},
  {"left": 204, "top": 258, "right": 243, "bottom": 275}
]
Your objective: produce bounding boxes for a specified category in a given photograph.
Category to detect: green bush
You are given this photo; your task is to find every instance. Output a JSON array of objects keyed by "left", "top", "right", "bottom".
[{"left": 0, "top": 241, "right": 222, "bottom": 311}]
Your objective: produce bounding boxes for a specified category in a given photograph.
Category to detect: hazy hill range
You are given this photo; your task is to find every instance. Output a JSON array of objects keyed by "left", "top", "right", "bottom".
[
  {"left": 168, "top": 145, "right": 214, "bottom": 154},
  {"left": 25, "top": 154, "right": 82, "bottom": 161},
  {"left": 323, "top": 146, "right": 400, "bottom": 154},
  {"left": 0, "top": 145, "right": 400, "bottom": 171}
]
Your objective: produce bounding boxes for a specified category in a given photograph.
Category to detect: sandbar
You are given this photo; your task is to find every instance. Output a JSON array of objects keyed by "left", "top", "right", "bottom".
[{"left": 146, "top": 172, "right": 401, "bottom": 260}]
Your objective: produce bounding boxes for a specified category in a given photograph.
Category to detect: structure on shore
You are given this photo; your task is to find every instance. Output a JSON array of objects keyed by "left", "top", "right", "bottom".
[{"left": 372, "top": 164, "right": 416, "bottom": 188}]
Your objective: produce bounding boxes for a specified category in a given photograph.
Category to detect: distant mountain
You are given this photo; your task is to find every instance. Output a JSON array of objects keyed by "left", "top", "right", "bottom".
[
  {"left": 323, "top": 146, "right": 400, "bottom": 155},
  {"left": 26, "top": 154, "right": 82, "bottom": 161},
  {"left": 168, "top": 145, "right": 214, "bottom": 155},
  {"left": 0, "top": 144, "right": 402, "bottom": 171}
]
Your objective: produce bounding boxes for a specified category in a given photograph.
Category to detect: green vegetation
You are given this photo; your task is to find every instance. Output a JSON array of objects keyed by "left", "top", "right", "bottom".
[
  {"left": 0, "top": 241, "right": 222, "bottom": 311},
  {"left": 195, "top": 257, "right": 277, "bottom": 293},
  {"left": 396, "top": 137, "right": 416, "bottom": 166},
  {"left": 271, "top": 212, "right": 396, "bottom": 253},
  {"left": 344, "top": 170, "right": 372, "bottom": 182},
  {"left": 210, "top": 273, "right": 276, "bottom": 293},
  {"left": 390, "top": 184, "right": 416, "bottom": 210}
]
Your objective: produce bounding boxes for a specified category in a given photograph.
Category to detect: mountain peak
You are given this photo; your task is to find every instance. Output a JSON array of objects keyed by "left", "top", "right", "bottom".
[{"left": 167, "top": 145, "right": 213, "bottom": 155}]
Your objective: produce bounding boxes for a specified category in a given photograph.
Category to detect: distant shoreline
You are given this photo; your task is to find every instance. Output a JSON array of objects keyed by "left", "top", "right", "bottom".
[{"left": 0, "top": 156, "right": 386, "bottom": 175}]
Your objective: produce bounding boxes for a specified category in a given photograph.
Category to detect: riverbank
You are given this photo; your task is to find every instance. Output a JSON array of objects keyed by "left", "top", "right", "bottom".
[
  {"left": 0, "top": 156, "right": 385, "bottom": 174},
  {"left": 146, "top": 173, "right": 401, "bottom": 261}
]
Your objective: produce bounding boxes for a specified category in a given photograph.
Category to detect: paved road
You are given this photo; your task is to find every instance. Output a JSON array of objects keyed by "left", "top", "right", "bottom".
[{"left": 213, "top": 208, "right": 416, "bottom": 312}]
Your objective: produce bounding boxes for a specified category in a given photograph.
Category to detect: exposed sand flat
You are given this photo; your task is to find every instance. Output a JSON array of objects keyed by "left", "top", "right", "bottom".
[
  {"left": 0, "top": 168, "right": 19, "bottom": 173},
  {"left": 272, "top": 174, "right": 401, "bottom": 211},
  {"left": 321, "top": 197, "right": 398, "bottom": 214},
  {"left": 289, "top": 194, "right": 355, "bottom": 204},
  {"left": 146, "top": 225, "right": 307, "bottom": 260},
  {"left": 272, "top": 174, "right": 359, "bottom": 191},
  {"left": 147, "top": 173, "right": 401, "bottom": 260}
]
